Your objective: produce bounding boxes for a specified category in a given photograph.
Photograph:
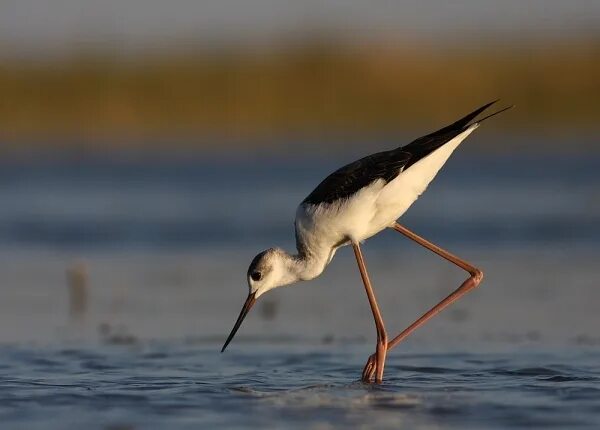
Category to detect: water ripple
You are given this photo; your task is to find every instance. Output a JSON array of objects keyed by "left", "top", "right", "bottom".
[{"left": 0, "top": 344, "right": 599, "bottom": 429}]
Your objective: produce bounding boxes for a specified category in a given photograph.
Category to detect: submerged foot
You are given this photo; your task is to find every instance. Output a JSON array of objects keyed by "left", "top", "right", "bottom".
[{"left": 361, "top": 353, "right": 377, "bottom": 383}]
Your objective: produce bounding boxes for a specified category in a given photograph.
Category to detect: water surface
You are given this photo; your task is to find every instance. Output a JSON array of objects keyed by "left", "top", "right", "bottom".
[
  {"left": 1, "top": 344, "right": 599, "bottom": 429},
  {"left": 0, "top": 151, "right": 599, "bottom": 428}
]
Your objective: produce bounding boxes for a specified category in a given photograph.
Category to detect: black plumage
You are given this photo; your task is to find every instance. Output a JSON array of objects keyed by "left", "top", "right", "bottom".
[
  {"left": 302, "top": 100, "right": 506, "bottom": 206},
  {"left": 302, "top": 150, "right": 412, "bottom": 205}
]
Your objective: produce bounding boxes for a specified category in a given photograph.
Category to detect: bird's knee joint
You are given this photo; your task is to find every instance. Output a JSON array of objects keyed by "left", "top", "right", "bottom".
[{"left": 471, "top": 268, "right": 484, "bottom": 284}]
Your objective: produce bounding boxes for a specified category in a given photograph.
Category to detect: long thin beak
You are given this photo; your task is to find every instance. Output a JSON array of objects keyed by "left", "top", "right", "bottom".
[{"left": 221, "top": 292, "right": 257, "bottom": 352}]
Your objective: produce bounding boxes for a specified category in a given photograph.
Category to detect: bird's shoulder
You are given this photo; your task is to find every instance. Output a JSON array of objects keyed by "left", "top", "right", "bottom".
[{"left": 302, "top": 149, "right": 412, "bottom": 205}]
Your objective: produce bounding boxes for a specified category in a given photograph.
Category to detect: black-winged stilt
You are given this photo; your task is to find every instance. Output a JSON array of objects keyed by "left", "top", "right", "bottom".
[{"left": 222, "top": 100, "right": 512, "bottom": 383}]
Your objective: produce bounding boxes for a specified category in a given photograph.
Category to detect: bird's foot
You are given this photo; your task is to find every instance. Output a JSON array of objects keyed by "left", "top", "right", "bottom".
[{"left": 361, "top": 353, "right": 377, "bottom": 383}]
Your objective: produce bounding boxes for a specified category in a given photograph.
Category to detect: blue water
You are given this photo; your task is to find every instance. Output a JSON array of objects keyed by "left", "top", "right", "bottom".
[
  {"left": 1, "top": 344, "right": 599, "bottom": 429},
  {"left": 0, "top": 151, "right": 599, "bottom": 428},
  {"left": 0, "top": 152, "right": 597, "bottom": 249}
]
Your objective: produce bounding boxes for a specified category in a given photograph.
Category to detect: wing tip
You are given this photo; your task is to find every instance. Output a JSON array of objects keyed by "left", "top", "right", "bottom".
[
  {"left": 436, "top": 99, "right": 499, "bottom": 134},
  {"left": 471, "top": 104, "right": 514, "bottom": 126}
]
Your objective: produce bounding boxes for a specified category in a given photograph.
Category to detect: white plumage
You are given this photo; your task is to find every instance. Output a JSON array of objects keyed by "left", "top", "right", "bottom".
[{"left": 294, "top": 125, "right": 476, "bottom": 277}]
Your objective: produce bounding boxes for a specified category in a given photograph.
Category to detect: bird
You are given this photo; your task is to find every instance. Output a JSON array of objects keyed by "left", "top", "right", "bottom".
[{"left": 221, "top": 100, "right": 512, "bottom": 383}]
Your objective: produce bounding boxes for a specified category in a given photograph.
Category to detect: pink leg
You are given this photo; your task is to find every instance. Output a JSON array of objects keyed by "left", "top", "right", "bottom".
[
  {"left": 362, "top": 222, "right": 484, "bottom": 382},
  {"left": 352, "top": 243, "right": 388, "bottom": 383}
]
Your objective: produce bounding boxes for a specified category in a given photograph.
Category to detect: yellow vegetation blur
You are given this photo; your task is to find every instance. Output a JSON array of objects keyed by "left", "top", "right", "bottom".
[{"left": 0, "top": 40, "right": 598, "bottom": 145}]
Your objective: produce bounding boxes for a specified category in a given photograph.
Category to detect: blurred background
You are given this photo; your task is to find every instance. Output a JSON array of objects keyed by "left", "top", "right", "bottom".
[{"left": 0, "top": 0, "right": 598, "bottom": 348}]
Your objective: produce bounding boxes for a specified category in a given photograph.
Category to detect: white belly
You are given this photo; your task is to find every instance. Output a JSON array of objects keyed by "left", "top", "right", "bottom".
[{"left": 295, "top": 126, "right": 476, "bottom": 248}]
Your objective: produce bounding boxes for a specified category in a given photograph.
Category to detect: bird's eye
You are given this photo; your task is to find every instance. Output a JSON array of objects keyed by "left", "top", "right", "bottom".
[{"left": 250, "top": 271, "right": 262, "bottom": 281}]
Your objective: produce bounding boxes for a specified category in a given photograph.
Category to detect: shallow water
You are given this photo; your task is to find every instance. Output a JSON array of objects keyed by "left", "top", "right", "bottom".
[
  {"left": 0, "top": 151, "right": 599, "bottom": 428},
  {"left": 1, "top": 343, "right": 599, "bottom": 429}
]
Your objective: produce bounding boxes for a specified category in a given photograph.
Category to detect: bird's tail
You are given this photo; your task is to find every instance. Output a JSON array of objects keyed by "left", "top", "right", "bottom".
[
  {"left": 398, "top": 99, "right": 513, "bottom": 153},
  {"left": 401, "top": 100, "right": 512, "bottom": 156}
]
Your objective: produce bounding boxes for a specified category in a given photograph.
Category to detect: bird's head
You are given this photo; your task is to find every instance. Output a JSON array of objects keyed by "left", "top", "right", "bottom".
[
  {"left": 247, "top": 247, "right": 293, "bottom": 298},
  {"left": 221, "top": 247, "right": 295, "bottom": 352}
]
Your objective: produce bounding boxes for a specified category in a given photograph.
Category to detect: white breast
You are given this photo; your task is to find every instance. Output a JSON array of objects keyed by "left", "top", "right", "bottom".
[{"left": 295, "top": 179, "right": 386, "bottom": 248}]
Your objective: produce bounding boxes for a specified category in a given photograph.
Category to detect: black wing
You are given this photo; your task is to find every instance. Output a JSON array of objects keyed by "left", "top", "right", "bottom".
[
  {"left": 303, "top": 100, "right": 508, "bottom": 206},
  {"left": 400, "top": 99, "right": 500, "bottom": 169},
  {"left": 302, "top": 149, "right": 412, "bottom": 205}
]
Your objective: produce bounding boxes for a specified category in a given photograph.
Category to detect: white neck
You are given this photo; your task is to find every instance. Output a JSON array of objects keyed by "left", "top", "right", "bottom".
[{"left": 280, "top": 245, "right": 333, "bottom": 284}]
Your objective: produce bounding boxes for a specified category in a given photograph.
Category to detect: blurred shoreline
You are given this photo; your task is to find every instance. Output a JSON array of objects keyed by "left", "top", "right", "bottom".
[{"left": 1, "top": 38, "right": 599, "bottom": 150}]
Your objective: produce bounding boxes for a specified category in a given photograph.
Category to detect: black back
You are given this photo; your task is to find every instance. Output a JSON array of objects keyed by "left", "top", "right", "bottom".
[
  {"left": 302, "top": 100, "right": 500, "bottom": 205},
  {"left": 302, "top": 149, "right": 412, "bottom": 205}
]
